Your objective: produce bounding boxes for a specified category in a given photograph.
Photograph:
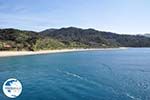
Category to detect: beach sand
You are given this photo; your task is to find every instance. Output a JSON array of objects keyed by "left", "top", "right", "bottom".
[{"left": 0, "top": 47, "right": 127, "bottom": 57}]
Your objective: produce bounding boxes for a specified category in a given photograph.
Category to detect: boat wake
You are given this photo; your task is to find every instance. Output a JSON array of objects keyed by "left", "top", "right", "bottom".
[
  {"left": 56, "top": 69, "right": 84, "bottom": 80},
  {"left": 126, "top": 93, "right": 141, "bottom": 100},
  {"left": 56, "top": 69, "right": 118, "bottom": 95}
]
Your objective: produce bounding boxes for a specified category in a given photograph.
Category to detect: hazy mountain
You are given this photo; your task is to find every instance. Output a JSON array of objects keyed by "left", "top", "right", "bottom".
[{"left": 143, "top": 33, "right": 150, "bottom": 38}]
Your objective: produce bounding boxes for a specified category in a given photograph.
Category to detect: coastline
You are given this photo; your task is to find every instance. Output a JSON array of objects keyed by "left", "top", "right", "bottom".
[{"left": 0, "top": 47, "right": 127, "bottom": 57}]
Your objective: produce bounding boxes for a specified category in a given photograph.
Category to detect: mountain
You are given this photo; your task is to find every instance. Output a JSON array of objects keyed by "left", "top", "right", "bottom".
[
  {"left": 40, "top": 27, "right": 150, "bottom": 47},
  {"left": 0, "top": 28, "right": 65, "bottom": 51},
  {"left": 1, "top": 27, "right": 150, "bottom": 51},
  {"left": 40, "top": 27, "right": 120, "bottom": 48},
  {"left": 143, "top": 33, "right": 150, "bottom": 38}
]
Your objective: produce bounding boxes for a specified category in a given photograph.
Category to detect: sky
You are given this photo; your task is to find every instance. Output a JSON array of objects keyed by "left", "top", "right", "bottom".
[{"left": 0, "top": 0, "right": 150, "bottom": 34}]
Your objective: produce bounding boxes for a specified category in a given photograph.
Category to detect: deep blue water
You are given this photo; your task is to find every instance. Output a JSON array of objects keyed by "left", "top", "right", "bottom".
[{"left": 0, "top": 48, "right": 150, "bottom": 100}]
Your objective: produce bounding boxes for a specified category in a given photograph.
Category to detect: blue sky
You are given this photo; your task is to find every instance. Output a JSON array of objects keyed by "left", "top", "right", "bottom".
[{"left": 0, "top": 0, "right": 150, "bottom": 34}]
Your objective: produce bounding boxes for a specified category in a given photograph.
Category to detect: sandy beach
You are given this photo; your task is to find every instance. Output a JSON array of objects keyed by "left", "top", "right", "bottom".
[{"left": 0, "top": 47, "right": 127, "bottom": 57}]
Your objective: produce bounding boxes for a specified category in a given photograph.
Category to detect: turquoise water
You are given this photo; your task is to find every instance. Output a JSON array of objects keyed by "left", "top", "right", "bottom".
[{"left": 0, "top": 48, "right": 150, "bottom": 100}]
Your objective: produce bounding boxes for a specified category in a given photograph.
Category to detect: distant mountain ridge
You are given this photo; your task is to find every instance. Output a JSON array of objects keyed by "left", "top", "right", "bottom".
[
  {"left": 143, "top": 33, "right": 150, "bottom": 38},
  {"left": 0, "top": 27, "right": 150, "bottom": 51}
]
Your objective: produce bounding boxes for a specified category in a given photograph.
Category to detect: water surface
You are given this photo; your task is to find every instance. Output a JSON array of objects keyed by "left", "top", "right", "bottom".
[{"left": 0, "top": 48, "right": 150, "bottom": 100}]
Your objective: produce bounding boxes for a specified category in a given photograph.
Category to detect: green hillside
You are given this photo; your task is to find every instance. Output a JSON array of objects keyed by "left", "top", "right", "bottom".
[{"left": 0, "top": 27, "right": 150, "bottom": 51}]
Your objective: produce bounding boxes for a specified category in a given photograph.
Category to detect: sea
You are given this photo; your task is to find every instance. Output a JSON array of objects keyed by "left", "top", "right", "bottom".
[{"left": 0, "top": 48, "right": 150, "bottom": 100}]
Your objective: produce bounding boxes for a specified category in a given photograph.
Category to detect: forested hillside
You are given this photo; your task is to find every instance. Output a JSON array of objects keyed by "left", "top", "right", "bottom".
[
  {"left": 0, "top": 27, "right": 150, "bottom": 51},
  {"left": 41, "top": 27, "right": 150, "bottom": 47}
]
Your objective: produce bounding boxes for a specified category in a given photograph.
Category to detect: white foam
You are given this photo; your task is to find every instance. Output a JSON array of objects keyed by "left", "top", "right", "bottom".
[{"left": 126, "top": 93, "right": 141, "bottom": 100}]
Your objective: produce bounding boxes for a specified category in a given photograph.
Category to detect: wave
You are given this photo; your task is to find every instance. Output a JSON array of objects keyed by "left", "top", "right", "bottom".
[
  {"left": 126, "top": 68, "right": 150, "bottom": 73},
  {"left": 57, "top": 69, "right": 118, "bottom": 94},
  {"left": 56, "top": 69, "right": 84, "bottom": 80},
  {"left": 126, "top": 93, "right": 141, "bottom": 100},
  {"left": 101, "top": 63, "right": 113, "bottom": 72},
  {"left": 137, "top": 81, "right": 149, "bottom": 90},
  {"left": 64, "top": 71, "right": 84, "bottom": 80}
]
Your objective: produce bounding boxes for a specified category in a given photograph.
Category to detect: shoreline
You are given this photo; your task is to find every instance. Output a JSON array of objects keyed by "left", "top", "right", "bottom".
[{"left": 0, "top": 47, "right": 127, "bottom": 57}]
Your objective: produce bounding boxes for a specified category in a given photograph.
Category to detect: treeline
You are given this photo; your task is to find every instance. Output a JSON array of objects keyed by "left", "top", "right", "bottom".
[
  {"left": 40, "top": 27, "right": 150, "bottom": 47},
  {"left": 0, "top": 27, "right": 150, "bottom": 51}
]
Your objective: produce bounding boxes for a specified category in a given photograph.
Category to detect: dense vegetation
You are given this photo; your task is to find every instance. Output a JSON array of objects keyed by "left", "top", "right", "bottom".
[{"left": 0, "top": 27, "right": 150, "bottom": 51}]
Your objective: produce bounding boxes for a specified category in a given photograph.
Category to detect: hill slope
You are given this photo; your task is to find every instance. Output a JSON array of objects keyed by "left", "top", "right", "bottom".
[
  {"left": 0, "top": 27, "right": 150, "bottom": 51},
  {"left": 0, "top": 28, "right": 65, "bottom": 51},
  {"left": 41, "top": 27, "right": 150, "bottom": 47}
]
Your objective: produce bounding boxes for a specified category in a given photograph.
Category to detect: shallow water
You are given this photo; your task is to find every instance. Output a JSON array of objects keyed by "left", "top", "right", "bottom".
[{"left": 0, "top": 48, "right": 150, "bottom": 100}]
